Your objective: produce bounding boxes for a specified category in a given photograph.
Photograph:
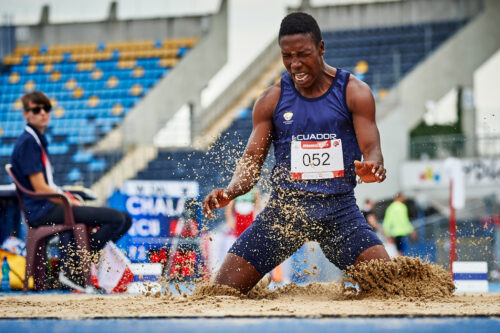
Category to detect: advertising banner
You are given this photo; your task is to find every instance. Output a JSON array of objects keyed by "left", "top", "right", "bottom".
[
  {"left": 108, "top": 180, "right": 200, "bottom": 263},
  {"left": 401, "top": 158, "right": 500, "bottom": 190}
]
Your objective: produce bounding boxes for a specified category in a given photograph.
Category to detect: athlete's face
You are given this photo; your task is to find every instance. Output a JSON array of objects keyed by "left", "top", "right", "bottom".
[
  {"left": 23, "top": 100, "right": 51, "bottom": 133},
  {"left": 279, "top": 33, "right": 325, "bottom": 90}
]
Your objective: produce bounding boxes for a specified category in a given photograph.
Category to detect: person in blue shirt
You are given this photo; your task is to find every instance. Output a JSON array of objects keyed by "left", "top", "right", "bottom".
[
  {"left": 202, "top": 12, "right": 390, "bottom": 294},
  {"left": 11, "top": 90, "right": 131, "bottom": 289}
]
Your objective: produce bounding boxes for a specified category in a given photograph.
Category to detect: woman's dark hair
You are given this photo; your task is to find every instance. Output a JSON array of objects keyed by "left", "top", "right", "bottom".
[
  {"left": 278, "top": 12, "right": 322, "bottom": 45},
  {"left": 21, "top": 90, "right": 51, "bottom": 110}
]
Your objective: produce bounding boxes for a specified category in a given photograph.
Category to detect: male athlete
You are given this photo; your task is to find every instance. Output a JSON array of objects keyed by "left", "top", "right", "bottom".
[{"left": 203, "top": 12, "right": 390, "bottom": 294}]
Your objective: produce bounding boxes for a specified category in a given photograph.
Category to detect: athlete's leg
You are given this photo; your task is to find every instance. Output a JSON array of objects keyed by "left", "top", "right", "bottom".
[
  {"left": 394, "top": 236, "right": 404, "bottom": 256},
  {"left": 354, "top": 244, "right": 390, "bottom": 266},
  {"left": 216, "top": 195, "right": 306, "bottom": 294},
  {"left": 317, "top": 193, "right": 386, "bottom": 270},
  {"left": 214, "top": 253, "right": 262, "bottom": 294}
]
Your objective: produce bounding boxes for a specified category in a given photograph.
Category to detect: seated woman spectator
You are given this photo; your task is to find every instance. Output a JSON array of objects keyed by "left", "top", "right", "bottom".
[{"left": 10, "top": 90, "right": 131, "bottom": 289}]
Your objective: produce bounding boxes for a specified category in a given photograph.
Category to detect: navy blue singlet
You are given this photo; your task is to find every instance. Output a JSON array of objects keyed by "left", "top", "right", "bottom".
[{"left": 271, "top": 68, "right": 361, "bottom": 194}]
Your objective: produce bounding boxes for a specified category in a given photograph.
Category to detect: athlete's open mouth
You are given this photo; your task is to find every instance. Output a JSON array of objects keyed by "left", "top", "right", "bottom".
[{"left": 294, "top": 73, "right": 309, "bottom": 82}]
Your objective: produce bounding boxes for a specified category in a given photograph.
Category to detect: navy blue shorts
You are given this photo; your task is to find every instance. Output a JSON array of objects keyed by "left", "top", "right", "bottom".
[{"left": 228, "top": 190, "right": 382, "bottom": 275}]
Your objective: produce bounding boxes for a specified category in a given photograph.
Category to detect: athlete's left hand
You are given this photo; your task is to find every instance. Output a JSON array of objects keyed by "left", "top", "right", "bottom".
[{"left": 354, "top": 160, "right": 386, "bottom": 183}]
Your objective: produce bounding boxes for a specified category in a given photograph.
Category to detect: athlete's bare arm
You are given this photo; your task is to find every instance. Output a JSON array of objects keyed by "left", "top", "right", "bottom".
[
  {"left": 29, "top": 172, "right": 82, "bottom": 206},
  {"left": 346, "top": 75, "right": 386, "bottom": 183},
  {"left": 202, "top": 83, "right": 280, "bottom": 218},
  {"left": 225, "top": 200, "right": 235, "bottom": 231}
]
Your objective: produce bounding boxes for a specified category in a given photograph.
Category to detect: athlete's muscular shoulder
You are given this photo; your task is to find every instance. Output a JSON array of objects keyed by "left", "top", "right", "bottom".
[
  {"left": 252, "top": 81, "right": 281, "bottom": 122},
  {"left": 345, "top": 74, "right": 375, "bottom": 116}
]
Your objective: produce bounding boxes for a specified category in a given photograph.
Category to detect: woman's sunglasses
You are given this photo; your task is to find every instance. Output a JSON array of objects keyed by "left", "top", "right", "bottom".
[{"left": 25, "top": 106, "right": 51, "bottom": 114}]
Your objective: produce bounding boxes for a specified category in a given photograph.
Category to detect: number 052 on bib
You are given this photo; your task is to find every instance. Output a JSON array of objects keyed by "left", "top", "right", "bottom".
[{"left": 290, "top": 139, "right": 344, "bottom": 180}]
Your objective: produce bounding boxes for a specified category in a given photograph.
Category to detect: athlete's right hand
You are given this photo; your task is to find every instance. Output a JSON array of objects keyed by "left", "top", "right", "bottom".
[{"left": 202, "top": 188, "right": 231, "bottom": 218}]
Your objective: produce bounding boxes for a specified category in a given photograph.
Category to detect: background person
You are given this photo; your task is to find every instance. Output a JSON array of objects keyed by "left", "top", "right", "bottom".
[
  {"left": 10, "top": 91, "right": 132, "bottom": 289},
  {"left": 225, "top": 187, "right": 262, "bottom": 238},
  {"left": 382, "top": 192, "right": 417, "bottom": 256},
  {"left": 361, "top": 198, "right": 380, "bottom": 232},
  {"left": 362, "top": 198, "right": 398, "bottom": 257}
]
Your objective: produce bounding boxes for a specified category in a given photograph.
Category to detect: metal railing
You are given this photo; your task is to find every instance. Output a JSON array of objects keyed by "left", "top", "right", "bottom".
[{"left": 409, "top": 134, "right": 500, "bottom": 160}]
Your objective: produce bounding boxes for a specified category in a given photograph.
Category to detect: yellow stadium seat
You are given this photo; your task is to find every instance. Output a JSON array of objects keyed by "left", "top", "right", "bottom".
[
  {"left": 159, "top": 58, "right": 178, "bottom": 68},
  {"left": 3, "top": 54, "right": 22, "bottom": 65},
  {"left": 117, "top": 59, "right": 136, "bottom": 69},
  {"left": 43, "top": 63, "right": 53, "bottom": 73},
  {"left": 118, "top": 50, "right": 138, "bottom": 61},
  {"left": 164, "top": 37, "right": 198, "bottom": 48},
  {"left": 107, "top": 76, "right": 119, "bottom": 88},
  {"left": 73, "top": 87, "right": 84, "bottom": 98},
  {"left": 70, "top": 53, "right": 85, "bottom": 62},
  {"left": 14, "top": 45, "right": 39, "bottom": 55},
  {"left": 87, "top": 95, "right": 99, "bottom": 108},
  {"left": 91, "top": 69, "right": 104, "bottom": 80},
  {"left": 26, "top": 64, "right": 38, "bottom": 74},
  {"left": 112, "top": 104, "right": 124, "bottom": 116},
  {"left": 132, "top": 66, "right": 144, "bottom": 78},
  {"left": 51, "top": 43, "right": 96, "bottom": 55},
  {"left": 130, "top": 84, "right": 142, "bottom": 96},
  {"left": 13, "top": 100, "right": 23, "bottom": 110},
  {"left": 53, "top": 106, "right": 65, "bottom": 118},
  {"left": 65, "top": 78, "right": 78, "bottom": 90},
  {"left": 377, "top": 89, "right": 389, "bottom": 100},
  {"left": 77, "top": 62, "right": 95, "bottom": 71},
  {"left": 354, "top": 60, "right": 369, "bottom": 75},
  {"left": 24, "top": 80, "right": 36, "bottom": 92},
  {"left": 50, "top": 71, "right": 62, "bottom": 82},
  {"left": 8, "top": 73, "right": 20, "bottom": 84},
  {"left": 97, "top": 51, "right": 112, "bottom": 60}
]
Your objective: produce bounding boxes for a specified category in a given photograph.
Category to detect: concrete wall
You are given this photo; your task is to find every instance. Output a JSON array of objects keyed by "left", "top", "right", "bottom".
[
  {"left": 15, "top": 11, "right": 210, "bottom": 45},
  {"left": 193, "top": 37, "right": 283, "bottom": 142},
  {"left": 355, "top": 0, "right": 500, "bottom": 203},
  {"left": 355, "top": 103, "right": 409, "bottom": 201},
  {"left": 121, "top": 0, "right": 228, "bottom": 147},
  {"left": 302, "top": 0, "right": 483, "bottom": 30},
  {"left": 474, "top": 49, "right": 500, "bottom": 139}
]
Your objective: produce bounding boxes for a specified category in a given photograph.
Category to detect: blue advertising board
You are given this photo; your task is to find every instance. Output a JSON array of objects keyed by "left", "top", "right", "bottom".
[{"left": 108, "top": 180, "right": 200, "bottom": 263}]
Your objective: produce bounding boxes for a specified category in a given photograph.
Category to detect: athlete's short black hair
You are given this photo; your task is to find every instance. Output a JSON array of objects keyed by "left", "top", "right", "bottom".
[{"left": 278, "top": 12, "right": 322, "bottom": 45}]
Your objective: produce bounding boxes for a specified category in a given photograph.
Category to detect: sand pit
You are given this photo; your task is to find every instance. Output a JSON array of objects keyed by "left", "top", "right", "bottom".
[
  {"left": 1, "top": 257, "right": 499, "bottom": 319},
  {"left": 0, "top": 289, "right": 499, "bottom": 319}
]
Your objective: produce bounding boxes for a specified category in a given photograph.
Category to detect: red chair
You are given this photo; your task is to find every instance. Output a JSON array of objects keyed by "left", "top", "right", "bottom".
[{"left": 5, "top": 164, "right": 92, "bottom": 292}]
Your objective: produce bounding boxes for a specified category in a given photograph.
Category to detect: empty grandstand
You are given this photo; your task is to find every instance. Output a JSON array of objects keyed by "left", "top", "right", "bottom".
[
  {"left": 0, "top": 1, "right": 227, "bottom": 190},
  {"left": 0, "top": 38, "right": 196, "bottom": 187}
]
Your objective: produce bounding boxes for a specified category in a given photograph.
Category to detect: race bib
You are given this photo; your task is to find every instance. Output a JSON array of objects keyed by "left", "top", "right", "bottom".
[{"left": 290, "top": 139, "right": 344, "bottom": 180}]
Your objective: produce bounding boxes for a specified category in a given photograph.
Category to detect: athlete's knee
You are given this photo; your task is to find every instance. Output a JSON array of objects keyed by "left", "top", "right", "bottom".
[
  {"left": 354, "top": 244, "right": 390, "bottom": 266},
  {"left": 215, "top": 253, "right": 262, "bottom": 294}
]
